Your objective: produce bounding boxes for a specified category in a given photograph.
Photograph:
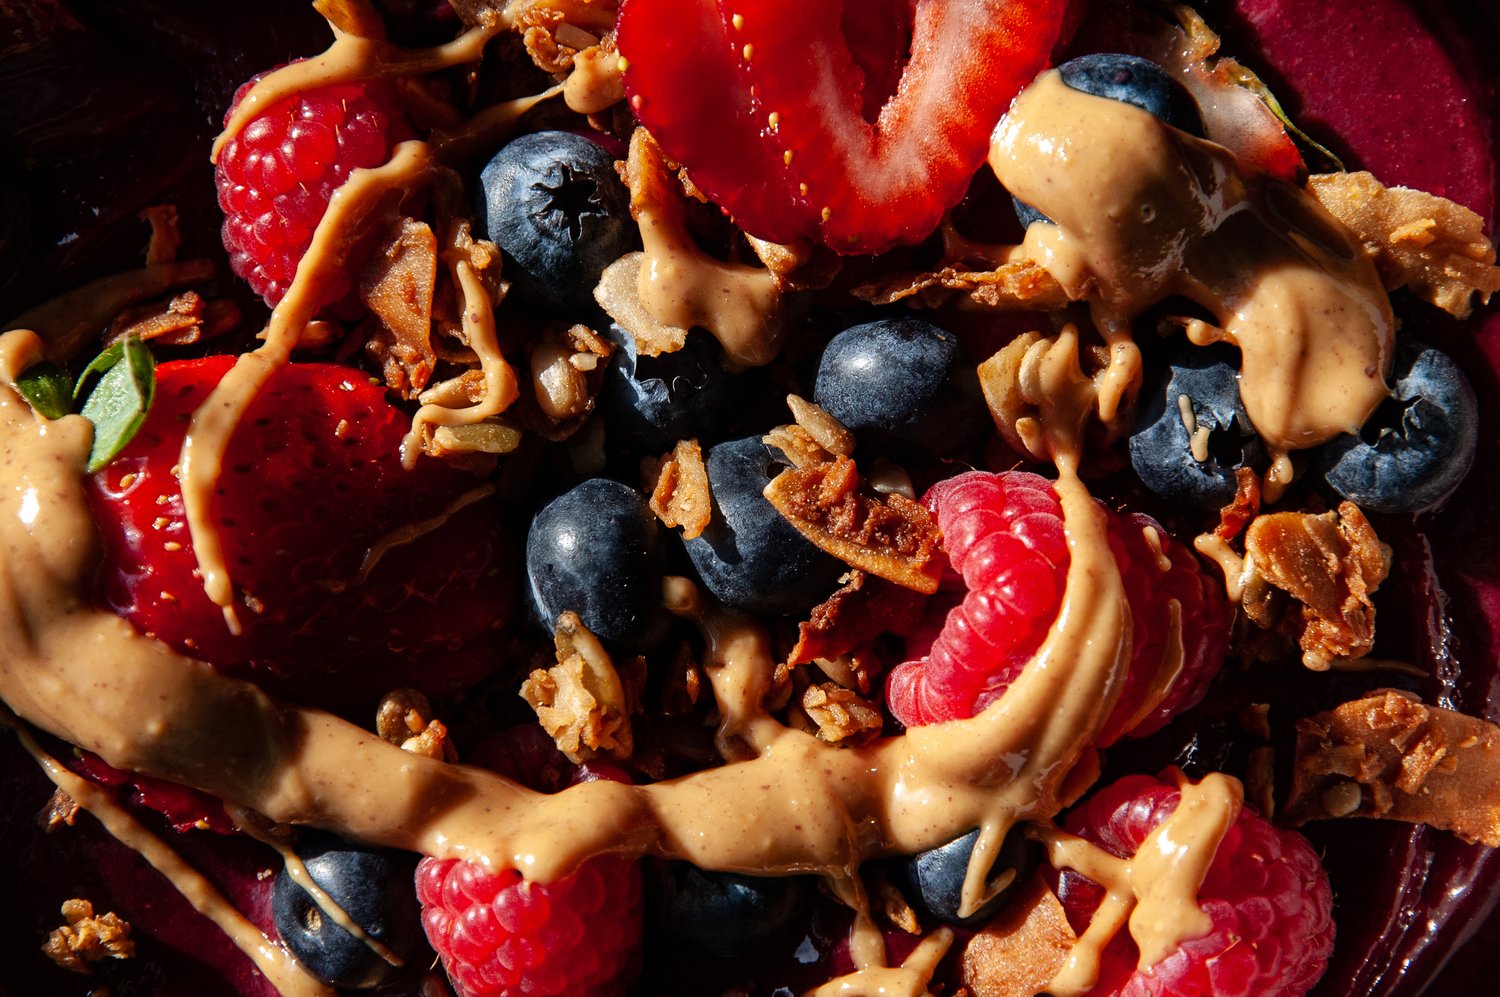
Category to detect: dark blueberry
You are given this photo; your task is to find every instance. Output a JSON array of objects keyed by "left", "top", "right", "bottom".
[
  {"left": 812, "top": 318, "right": 985, "bottom": 459},
  {"left": 527, "top": 478, "right": 666, "bottom": 644},
  {"left": 1317, "top": 341, "right": 1478, "bottom": 513},
  {"left": 1129, "top": 341, "right": 1263, "bottom": 510},
  {"left": 684, "top": 436, "right": 844, "bottom": 615},
  {"left": 1013, "top": 54, "right": 1204, "bottom": 229},
  {"left": 271, "top": 832, "right": 420, "bottom": 989},
  {"left": 601, "top": 323, "right": 739, "bottom": 454},
  {"left": 475, "top": 130, "right": 636, "bottom": 312},
  {"left": 901, "top": 826, "right": 1041, "bottom": 928},
  {"left": 655, "top": 863, "right": 813, "bottom": 959}
]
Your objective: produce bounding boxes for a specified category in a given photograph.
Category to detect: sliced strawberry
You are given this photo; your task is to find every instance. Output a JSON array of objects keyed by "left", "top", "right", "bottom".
[
  {"left": 85, "top": 357, "right": 515, "bottom": 711},
  {"left": 619, "top": 0, "right": 1068, "bottom": 252}
]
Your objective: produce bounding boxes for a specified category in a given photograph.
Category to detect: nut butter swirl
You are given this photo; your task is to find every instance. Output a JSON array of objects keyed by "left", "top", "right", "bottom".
[{"left": 990, "top": 70, "right": 1394, "bottom": 451}]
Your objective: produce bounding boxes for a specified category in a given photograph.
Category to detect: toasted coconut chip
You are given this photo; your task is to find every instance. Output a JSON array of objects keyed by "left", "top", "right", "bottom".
[
  {"left": 1309, "top": 171, "right": 1500, "bottom": 318},
  {"left": 42, "top": 899, "right": 135, "bottom": 975},
  {"left": 361, "top": 215, "right": 439, "bottom": 396},
  {"left": 1243, "top": 501, "right": 1390, "bottom": 667},
  {"left": 852, "top": 259, "right": 1073, "bottom": 312},
  {"left": 764, "top": 456, "right": 944, "bottom": 593},
  {"left": 107, "top": 292, "right": 224, "bottom": 348},
  {"left": 801, "top": 682, "right": 884, "bottom": 746},
  {"left": 787, "top": 570, "right": 925, "bottom": 672},
  {"left": 522, "top": 611, "right": 634, "bottom": 763},
  {"left": 960, "top": 877, "right": 1076, "bottom": 997},
  {"left": 643, "top": 438, "right": 711, "bottom": 539},
  {"left": 1284, "top": 690, "right": 1500, "bottom": 846}
]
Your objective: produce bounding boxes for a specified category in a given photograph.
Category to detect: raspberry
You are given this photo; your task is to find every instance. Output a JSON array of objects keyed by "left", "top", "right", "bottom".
[
  {"left": 416, "top": 854, "right": 643, "bottom": 997},
  {"left": 215, "top": 74, "right": 405, "bottom": 306},
  {"left": 1055, "top": 774, "right": 1334, "bottom": 997},
  {"left": 884, "top": 471, "right": 1229, "bottom": 739}
]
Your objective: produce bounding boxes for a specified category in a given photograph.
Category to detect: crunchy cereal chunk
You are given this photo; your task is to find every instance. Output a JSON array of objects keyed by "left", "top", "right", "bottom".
[
  {"left": 643, "top": 439, "right": 711, "bottom": 539},
  {"left": 530, "top": 323, "right": 613, "bottom": 424},
  {"left": 42, "top": 899, "right": 134, "bottom": 974},
  {"left": 1243, "top": 501, "right": 1390, "bottom": 666},
  {"left": 853, "top": 259, "right": 1074, "bottom": 312},
  {"left": 959, "top": 877, "right": 1076, "bottom": 997},
  {"left": 786, "top": 395, "right": 855, "bottom": 458},
  {"left": 39, "top": 787, "right": 80, "bottom": 832},
  {"left": 871, "top": 868, "right": 922, "bottom": 935},
  {"left": 801, "top": 682, "right": 884, "bottom": 746},
  {"left": 522, "top": 611, "right": 634, "bottom": 763},
  {"left": 764, "top": 456, "right": 943, "bottom": 593},
  {"left": 594, "top": 252, "right": 690, "bottom": 357},
  {"left": 361, "top": 215, "right": 439, "bottom": 396},
  {"left": 108, "top": 291, "right": 239, "bottom": 348},
  {"left": 763, "top": 424, "right": 834, "bottom": 470},
  {"left": 1310, "top": 171, "right": 1500, "bottom": 318},
  {"left": 1283, "top": 690, "right": 1500, "bottom": 846},
  {"left": 375, "top": 688, "right": 458, "bottom": 762},
  {"left": 787, "top": 570, "right": 925, "bottom": 674}
]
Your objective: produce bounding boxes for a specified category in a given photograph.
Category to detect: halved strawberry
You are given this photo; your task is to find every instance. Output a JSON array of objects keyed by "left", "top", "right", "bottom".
[{"left": 618, "top": 0, "right": 1068, "bottom": 252}]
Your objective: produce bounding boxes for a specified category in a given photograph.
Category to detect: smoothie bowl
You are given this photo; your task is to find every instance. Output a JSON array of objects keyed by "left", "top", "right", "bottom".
[{"left": 0, "top": 0, "right": 1498, "bottom": 995}]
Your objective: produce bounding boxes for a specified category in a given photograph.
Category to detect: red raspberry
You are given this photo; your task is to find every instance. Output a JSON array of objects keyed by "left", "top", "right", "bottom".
[
  {"left": 885, "top": 471, "right": 1229, "bottom": 740},
  {"left": 215, "top": 74, "right": 406, "bottom": 306},
  {"left": 416, "top": 854, "right": 644, "bottom": 997},
  {"left": 1055, "top": 774, "right": 1334, "bottom": 997}
]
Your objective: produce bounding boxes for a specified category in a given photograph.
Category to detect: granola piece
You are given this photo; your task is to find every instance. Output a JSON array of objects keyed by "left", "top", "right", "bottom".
[
  {"left": 763, "top": 424, "right": 834, "bottom": 470},
  {"left": 1213, "top": 467, "right": 1262, "bottom": 543},
  {"left": 764, "top": 455, "right": 944, "bottom": 593},
  {"left": 643, "top": 438, "right": 711, "bottom": 539},
  {"left": 361, "top": 215, "right": 439, "bottom": 396},
  {"left": 977, "top": 324, "right": 1126, "bottom": 462},
  {"left": 1283, "top": 690, "right": 1500, "bottom": 846},
  {"left": 107, "top": 291, "right": 238, "bottom": 348},
  {"left": 801, "top": 682, "right": 884, "bottom": 746},
  {"left": 41, "top": 900, "right": 134, "bottom": 974},
  {"left": 959, "top": 877, "right": 1076, "bottom": 997},
  {"left": 659, "top": 640, "right": 705, "bottom": 716},
  {"left": 39, "top": 787, "right": 79, "bottom": 831},
  {"left": 1309, "top": 171, "right": 1500, "bottom": 318},
  {"left": 594, "top": 252, "right": 690, "bottom": 356},
  {"left": 853, "top": 259, "right": 1074, "bottom": 312},
  {"left": 786, "top": 395, "right": 855, "bottom": 458},
  {"left": 871, "top": 867, "right": 923, "bottom": 935},
  {"left": 786, "top": 570, "right": 925, "bottom": 672},
  {"left": 375, "top": 688, "right": 458, "bottom": 762},
  {"left": 521, "top": 611, "right": 634, "bottom": 763},
  {"left": 530, "top": 323, "right": 613, "bottom": 424},
  {"left": 1243, "top": 502, "right": 1390, "bottom": 666}
]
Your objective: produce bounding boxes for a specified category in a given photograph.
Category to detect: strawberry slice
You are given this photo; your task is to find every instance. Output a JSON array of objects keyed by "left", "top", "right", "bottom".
[{"left": 618, "top": 0, "right": 1068, "bottom": 251}]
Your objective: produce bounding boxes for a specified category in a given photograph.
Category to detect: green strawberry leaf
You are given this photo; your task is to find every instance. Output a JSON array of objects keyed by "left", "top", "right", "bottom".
[
  {"left": 79, "top": 337, "right": 156, "bottom": 473},
  {"left": 15, "top": 362, "right": 74, "bottom": 420}
]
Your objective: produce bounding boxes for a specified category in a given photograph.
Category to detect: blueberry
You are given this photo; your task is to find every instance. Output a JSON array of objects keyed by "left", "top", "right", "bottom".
[
  {"left": 272, "top": 832, "right": 420, "bottom": 989},
  {"left": 1129, "top": 341, "right": 1263, "bottom": 510},
  {"left": 527, "top": 478, "right": 666, "bottom": 644},
  {"left": 1013, "top": 54, "right": 1204, "bottom": 229},
  {"left": 1317, "top": 342, "right": 1478, "bottom": 513},
  {"left": 812, "top": 318, "right": 985, "bottom": 459},
  {"left": 655, "top": 863, "right": 813, "bottom": 959},
  {"left": 901, "top": 826, "right": 1041, "bottom": 928},
  {"left": 684, "top": 436, "right": 844, "bottom": 615},
  {"left": 476, "top": 131, "right": 636, "bottom": 312},
  {"left": 601, "top": 323, "right": 739, "bottom": 454}
]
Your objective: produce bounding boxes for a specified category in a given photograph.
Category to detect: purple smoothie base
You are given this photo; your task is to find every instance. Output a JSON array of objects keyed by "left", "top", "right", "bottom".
[{"left": 1, "top": 0, "right": 1497, "bottom": 994}]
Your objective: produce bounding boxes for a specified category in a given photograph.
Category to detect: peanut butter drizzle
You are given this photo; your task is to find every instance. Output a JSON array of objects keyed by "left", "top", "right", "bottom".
[
  {"left": 2, "top": 717, "right": 333, "bottom": 997},
  {"left": 806, "top": 926, "right": 953, "bottom": 997},
  {"left": 181, "top": 142, "right": 442, "bottom": 626},
  {"left": 991, "top": 70, "right": 1394, "bottom": 451},
  {"left": 1038, "top": 772, "right": 1244, "bottom": 997}
]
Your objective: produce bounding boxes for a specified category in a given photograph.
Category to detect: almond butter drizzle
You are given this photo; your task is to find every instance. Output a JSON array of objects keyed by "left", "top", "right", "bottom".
[{"left": 991, "top": 70, "right": 1394, "bottom": 451}]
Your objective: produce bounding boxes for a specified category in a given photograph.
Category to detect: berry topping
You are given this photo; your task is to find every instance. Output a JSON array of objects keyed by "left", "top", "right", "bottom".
[
  {"left": 526, "top": 478, "right": 667, "bottom": 646},
  {"left": 653, "top": 863, "right": 813, "bottom": 959},
  {"left": 900, "top": 825, "right": 1041, "bottom": 928},
  {"left": 886, "top": 471, "right": 1228, "bottom": 740},
  {"left": 1056, "top": 774, "right": 1333, "bottom": 997},
  {"left": 599, "top": 324, "right": 741, "bottom": 455},
  {"left": 416, "top": 854, "right": 644, "bottom": 997},
  {"left": 272, "top": 831, "right": 422, "bottom": 990},
  {"left": 683, "top": 436, "right": 845, "bottom": 616},
  {"left": 475, "top": 131, "right": 637, "bottom": 313},
  {"left": 1317, "top": 341, "right": 1478, "bottom": 513},
  {"left": 617, "top": 0, "right": 1069, "bottom": 251},
  {"left": 216, "top": 75, "right": 407, "bottom": 307},
  {"left": 1129, "top": 342, "right": 1263, "bottom": 510},
  {"left": 85, "top": 357, "right": 512, "bottom": 706},
  {"left": 812, "top": 318, "right": 985, "bottom": 459}
]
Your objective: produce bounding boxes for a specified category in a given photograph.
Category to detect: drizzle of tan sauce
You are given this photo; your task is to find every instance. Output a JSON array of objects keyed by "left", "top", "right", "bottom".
[
  {"left": 564, "top": 48, "right": 625, "bottom": 115},
  {"left": 991, "top": 70, "right": 1394, "bottom": 452}
]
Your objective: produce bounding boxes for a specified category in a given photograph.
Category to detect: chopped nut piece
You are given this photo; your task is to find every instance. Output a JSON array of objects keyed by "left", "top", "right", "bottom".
[
  {"left": 1283, "top": 690, "right": 1500, "bottom": 845},
  {"left": 786, "top": 395, "right": 854, "bottom": 457},
  {"left": 375, "top": 688, "right": 457, "bottom": 762},
  {"left": 960, "top": 877, "right": 1076, "bottom": 997},
  {"left": 39, "top": 787, "right": 80, "bottom": 831},
  {"left": 763, "top": 423, "right": 835, "bottom": 469},
  {"left": 1243, "top": 502, "right": 1390, "bottom": 665},
  {"left": 361, "top": 215, "right": 439, "bottom": 396},
  {"left": 764, "top": 456, "right": 944, "bottom": 593},
  {"left": 1309, "top": 171, "right": 1500, "bottom": 317},
  {"left": 530, "top": 323, "right": 612, "bottom": 423},
  {"left": 802, "top": 682, "right": 884, "bottom": 746},
  {"left": 643, "top": 439, "right": 711, "bottom": 539},
  {"left": 853, "top": 259, "right": 1074, "bottom": 312},
  {"left": 42, "top": 899, "right": 134, "bottom": 974},
  {"left": 522, "top": 611, "right": 634, "bottom": 763}
]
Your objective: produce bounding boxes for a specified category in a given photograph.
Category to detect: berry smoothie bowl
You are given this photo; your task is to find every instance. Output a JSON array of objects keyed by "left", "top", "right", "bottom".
[{"left": 0, "top": 0, "right": 1498, "bottom": 995}]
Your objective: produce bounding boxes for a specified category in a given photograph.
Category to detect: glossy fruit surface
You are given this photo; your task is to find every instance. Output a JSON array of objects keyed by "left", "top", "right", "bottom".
[
  {"left": 599, "top": 325, "right": 740, "bottom": 455},
  {"left": 653, "top": 864, "right": 813, "bottom": 959},
  {"left": 900, "top": 826, "right": 1041, "bottom": 928}
]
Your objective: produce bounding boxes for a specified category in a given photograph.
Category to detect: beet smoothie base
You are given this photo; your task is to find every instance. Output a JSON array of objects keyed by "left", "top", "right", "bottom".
[{"left": 0, "top": 1, "right": 1494, "bottom": 995}]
